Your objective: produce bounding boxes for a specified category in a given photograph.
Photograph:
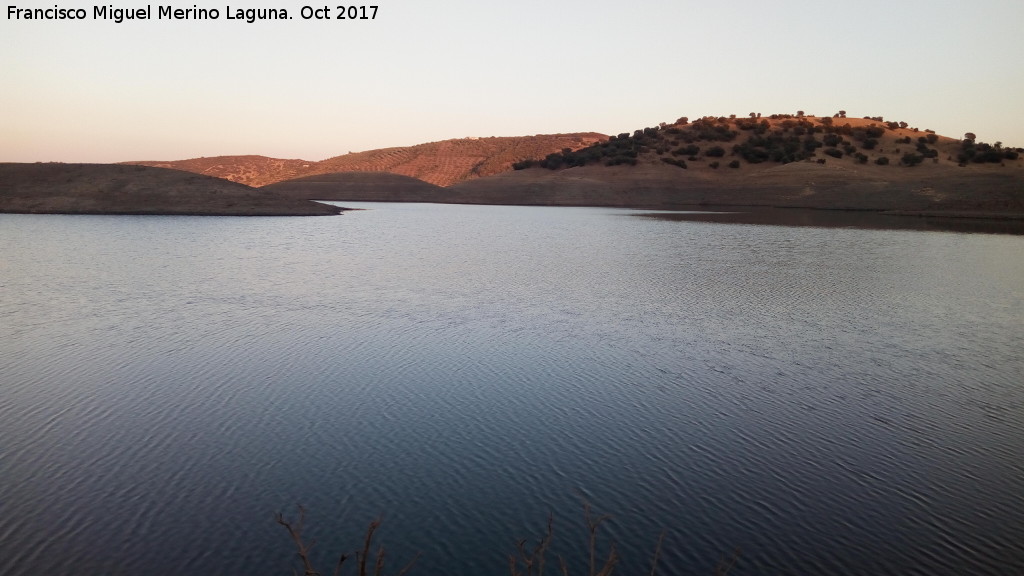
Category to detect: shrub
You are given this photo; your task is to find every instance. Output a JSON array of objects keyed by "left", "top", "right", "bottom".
[
  {"left": 854, "top": 153, "right": 869, "bottom": 164},
  {"left": 728, "top": 160, "right": 740, "bottom": 168},
  {"left": 901, "top": 153, "right": 924, "bottom": 166},
  {"left": 540, "top": 153, "right": 564, "bottom": 169},
  {"left": 709, "top": 161, "right": 720, "bottom": 169},
  {"left": 865, "top": 126, "right": 885, "bottom": 138},
  {"left": 706, "top": 146, "right": 726, "bottom": 157},
  {"left": 824, "top": 148, "right": 843, "bottom": 158},
  {"left": 875, "top": 156, "right": 890, "bottom": 165},
  {"left": 661, "top": 157, "right": 687, "bottom": 169},
  {"left": 605, "top": 156, "right": 637, "bottom": 166}
]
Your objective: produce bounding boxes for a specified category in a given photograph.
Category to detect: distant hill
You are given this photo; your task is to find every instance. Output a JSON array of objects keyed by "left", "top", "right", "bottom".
[
  {"left": 124, "top": 133, "right": 606, "bottom": 187},
  {"left": 123, "top": 155, "right": 314, "bottom": 188},
  {"left": 20, "top": 113, "right": 1023, "bottom": 218},
  {"left": 445, "top": 114, "right": 1024, "bottom": 216},
  {"left": 263, "top": 172, "right": 445, "bottom": 202},
  {"left": 0, "top": 163, "right": 342, "bottom": 216},
  {"left": 257, "top": 114, "right": 1024, "bottom": 218}
]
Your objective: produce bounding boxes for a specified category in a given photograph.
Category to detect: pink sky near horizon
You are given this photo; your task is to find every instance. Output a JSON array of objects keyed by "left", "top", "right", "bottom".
[{"left": 3, "top": 0, "right": 1023, "bottom": 163}]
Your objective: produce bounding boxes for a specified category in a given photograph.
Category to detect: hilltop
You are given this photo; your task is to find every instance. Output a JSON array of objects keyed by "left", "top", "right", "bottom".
[
  {"left": 0, "top": 163, "right": 341, "bottom": 216},
  {"left": 124, "top": 133, "right": 606, "bottom": 187}
]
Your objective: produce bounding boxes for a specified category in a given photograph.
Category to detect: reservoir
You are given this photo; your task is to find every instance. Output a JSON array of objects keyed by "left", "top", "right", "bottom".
[{"left": 2, "top": 203, "right": 1022, "bottom": 575}]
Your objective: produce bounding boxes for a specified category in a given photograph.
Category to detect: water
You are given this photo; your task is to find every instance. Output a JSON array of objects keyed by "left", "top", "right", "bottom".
[{"left": 2, "top": 203, "right": 1023, "bottom": 575}]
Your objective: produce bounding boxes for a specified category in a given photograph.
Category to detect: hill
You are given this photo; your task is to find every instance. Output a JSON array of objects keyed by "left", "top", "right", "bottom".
[
  {"left": 260, "top": 114, "right": 1024, "bottom": 219},
  {"left": 0, "top": 163, "right": 342, "bottom": 216},
  {"left": 124, "top": 133, "right": 606, "bottom": 187},
  {"left": 263, "top": 171, "right": 445, "bottom": 202},
  {"left": 446, "top": 114, "right": 1024, "bottom": 217},
  {"left": 122, "top": 155, "right": 314, "bottom": 188}
]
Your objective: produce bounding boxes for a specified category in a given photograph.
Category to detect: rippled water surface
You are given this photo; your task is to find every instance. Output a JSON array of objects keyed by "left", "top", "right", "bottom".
[{"left": 2, "top": 204, "right": 1023, "bottom": 575}]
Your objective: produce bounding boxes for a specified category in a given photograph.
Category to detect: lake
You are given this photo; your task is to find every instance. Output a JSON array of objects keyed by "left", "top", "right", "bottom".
[{"left": 2, "top": 203, "right": 1023, "bottom": 575}]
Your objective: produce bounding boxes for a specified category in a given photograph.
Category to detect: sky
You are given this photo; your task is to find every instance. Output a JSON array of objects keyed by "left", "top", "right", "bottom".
[{"left": 3, "top": 0, "right": 1023, "bottom": 163}]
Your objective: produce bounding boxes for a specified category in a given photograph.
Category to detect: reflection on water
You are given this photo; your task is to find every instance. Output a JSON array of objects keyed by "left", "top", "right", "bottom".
[
  {"left": 1, "top": 204, "right": 1023, "bottom": 576},
  {"left": 637, "top": 206, "right": 1024, "bottom": 235}
]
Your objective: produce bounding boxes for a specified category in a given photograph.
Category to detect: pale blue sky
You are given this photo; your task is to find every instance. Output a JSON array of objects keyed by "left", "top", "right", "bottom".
[{"left": 3, "top": 0, "right": 1023, "bottom": 162}]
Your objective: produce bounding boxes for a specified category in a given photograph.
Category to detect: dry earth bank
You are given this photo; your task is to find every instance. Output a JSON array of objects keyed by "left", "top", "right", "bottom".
[{"left": 0, "top": 163, "right": 342, "bottom": 216}]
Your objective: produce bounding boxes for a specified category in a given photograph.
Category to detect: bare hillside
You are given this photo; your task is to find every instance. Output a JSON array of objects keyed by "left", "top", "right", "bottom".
[
  {"left": 0, "top": 163, "right": 341, "bottom": 216},
  {"left": 263, "top": 172, "right": 446, "bottom": 202},
  {"left": 123, "top": 133, "right": 606, "bottom": 187}
]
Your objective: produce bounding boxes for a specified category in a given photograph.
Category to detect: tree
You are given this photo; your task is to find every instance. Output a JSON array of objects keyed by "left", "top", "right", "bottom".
[
  {"left": 901, "top": 152, "right": 924, "bottom": 166},
  {"left": 964, "top": 132, "right": 976, "bottom": 142}
]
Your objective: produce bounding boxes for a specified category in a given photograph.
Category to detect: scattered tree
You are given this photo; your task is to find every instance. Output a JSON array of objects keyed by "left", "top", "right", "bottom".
[{"left": 901, "top": 152, "right": 924, "bottom": 166}]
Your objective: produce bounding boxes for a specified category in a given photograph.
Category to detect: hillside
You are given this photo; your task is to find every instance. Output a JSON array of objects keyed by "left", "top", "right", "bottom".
[
  {"left": 0, "top": 163, "right": 342, "bottom": 216},
  {"left": 263, "top": 171, "right": 445, "bottom": 202},
  {"left": 123, "top": 155, "right": 315, "bottom": 188},
  {"left": 446, "top": 113, "right": 1024, "bottom": 216},
  {"left": 259, "top": 114, "right": 1023, "bottom": 219},
  {"left": 124, "top": 133, "right": 606, "bottom": 187}
]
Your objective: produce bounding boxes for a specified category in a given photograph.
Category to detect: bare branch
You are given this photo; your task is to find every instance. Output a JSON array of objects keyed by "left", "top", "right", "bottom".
[
  {"left": 275, "top": 505, "right": 322, "bottom": 576},
  {"left": 648, "top": 531, "right": 666, "bottom": 576}
]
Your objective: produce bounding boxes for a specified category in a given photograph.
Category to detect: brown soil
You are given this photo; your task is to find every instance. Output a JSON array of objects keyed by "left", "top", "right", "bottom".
[
  {"left": 443, "top": 161, "right": 1024, "bottom": 216},
  {"left": 262, "top": 172, "right": 446, "bottom": 202},
  {"left": 0, "top": 163, "right": 342, "bottom": 216}
]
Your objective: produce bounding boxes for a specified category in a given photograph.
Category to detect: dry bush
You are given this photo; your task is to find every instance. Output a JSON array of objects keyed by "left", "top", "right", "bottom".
[{"left": 279, "top": 501, "right": 739, "bottom": 576}]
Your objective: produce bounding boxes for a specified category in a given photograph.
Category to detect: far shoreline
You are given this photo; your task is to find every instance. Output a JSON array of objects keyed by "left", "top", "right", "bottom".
[{"left": 633, "top": 205, "right": 1024, "bottom": 235}]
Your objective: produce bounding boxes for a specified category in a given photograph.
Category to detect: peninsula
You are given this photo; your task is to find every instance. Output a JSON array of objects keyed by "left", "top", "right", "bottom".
[{"left": 0, "top": 163, "right": 341, "bottom": 216}]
